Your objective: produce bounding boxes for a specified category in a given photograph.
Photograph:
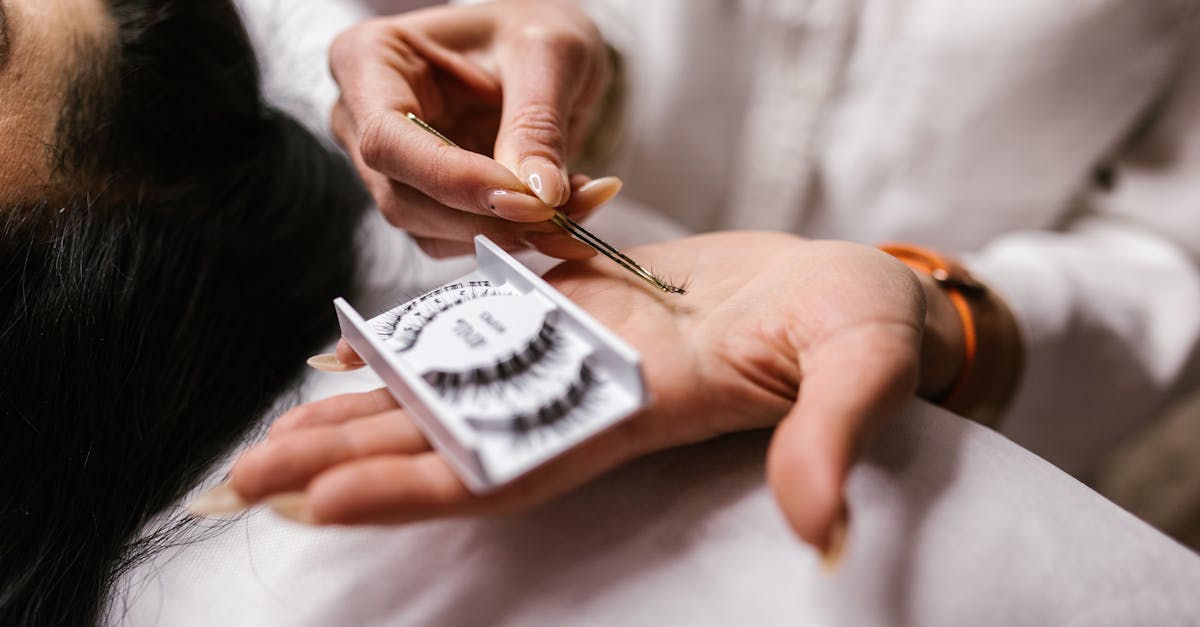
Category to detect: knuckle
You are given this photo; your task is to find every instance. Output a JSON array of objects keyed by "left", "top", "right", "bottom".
[
  {"left": 329, "top": 21, "right": 380, "bottom": 75},
  {"left": 519, "top": 24, "right": 590, "bottom": 65},
  {"left": 271, "top": 405, "right": 314, "bottom": 435},
  {"left": 328, "top": 30, "right": 357, "bottom": 73},
  {"left": 329, "top": 102, "right": 352, "bottom": 148},
  {"left": 508, "top": 103, "right": 568, "bottom": 154},
  {"left": 357, "top": 112, "right": 395, "bottom": 171},
  {"left": 422, "top": 144, "right": 450, "bottom": 201},
  {"left": 228, "top": 450, "right": 272, "bottom": 499}
]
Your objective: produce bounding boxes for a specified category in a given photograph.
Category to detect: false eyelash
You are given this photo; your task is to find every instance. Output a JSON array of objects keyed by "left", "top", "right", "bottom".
[
  {"left": 424, "top": 322, "right": 560, "bottom": 397},
  {"left": 466, "top": 365, "right": 600, "bottom": 437},
  {"left": 373, "top": 280, "right": 515, "bottom": 351},
  {"left": 648, "top": 265, "right": 692, "bottom": 295}
]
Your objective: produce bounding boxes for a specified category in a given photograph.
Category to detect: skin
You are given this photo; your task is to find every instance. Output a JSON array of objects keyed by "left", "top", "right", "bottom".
[
  {"left": 217, "top": 0, "right": 979, "bottom": 552},
  {"left": 329, "top": 0, "right": 612, "bottom": 258},
  {"left": 0, "top": 0, "right": 114, "bottom": 203},
  {"left": 224, "top": 232, "right": 956, "bottom": 552}
]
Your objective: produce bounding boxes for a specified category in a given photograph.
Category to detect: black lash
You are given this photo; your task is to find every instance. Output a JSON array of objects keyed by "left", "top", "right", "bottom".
[
  {"left": 373, "top": 280, "right": 511, "bottom": 351},
  {"left": 466, "top": 365, "right": 599, "bottom": 436},
  {"left": 425, "top": 323, "right": 559, "bottom": 395}
]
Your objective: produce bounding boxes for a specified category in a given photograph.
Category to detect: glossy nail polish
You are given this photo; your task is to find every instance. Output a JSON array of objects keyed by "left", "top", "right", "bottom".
[
  {"left": 484, "top": 188, "right": 553, "bottom": 221},
  {"left": 571, "top": 176, "right": 623, "bottom": 210},
  {"left": 307, "top": 353, "right": 358, "bottom": 372},
  {"left": 519, "top": 158, "right": 569, "bottom": 207}
]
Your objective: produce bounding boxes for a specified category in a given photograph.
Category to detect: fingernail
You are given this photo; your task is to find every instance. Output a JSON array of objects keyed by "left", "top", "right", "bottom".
[
  {"left": 522, "top": 231, "right": 597, "bottom": 260},
  {"left": 186, "top": 483, "right": 249, "bottom": 517},
  {"left": 484, "top": 188, "right": 553, "bottom": 221},
  {"left": 519, "top": 158, "right": 569, "bottom": 207},
  {"left": 268, "top": 492, "right": 317, "bottom": 525},
  {"left": 307, "top": 353, "right": 360, "bottom": 372},
  {"left": 575, "top": 176, "right": 623, "bottom": 206},
  {"left": 821, "top": 508, "right": 849, "bottom": 572}
]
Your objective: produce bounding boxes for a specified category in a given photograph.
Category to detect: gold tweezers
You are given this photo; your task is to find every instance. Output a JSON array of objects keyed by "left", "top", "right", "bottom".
[{"left": 407, "top": 113, "right": 686, "bottom": 295}]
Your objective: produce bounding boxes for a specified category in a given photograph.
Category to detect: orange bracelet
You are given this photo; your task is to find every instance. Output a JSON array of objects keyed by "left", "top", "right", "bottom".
[{"left": 879, "top": 243, "right": 1023, "bottom": 425}]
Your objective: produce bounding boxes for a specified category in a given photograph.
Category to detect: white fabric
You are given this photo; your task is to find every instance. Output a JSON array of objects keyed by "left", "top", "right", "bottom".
[
  {"left": 114, "top": 359, "right": 1200, "bottom": 626},
  {"left": 111, "top": 2, "right": 1200, "bottom": 625}
]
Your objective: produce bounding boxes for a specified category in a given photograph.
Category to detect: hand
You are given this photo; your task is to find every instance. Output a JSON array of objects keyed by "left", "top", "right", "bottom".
[
  {"left": 210, "top": 233, "right": 935, "bottom": 553},
  {"left": 329, "top": 0, "right": 613, "bottom": 258}
]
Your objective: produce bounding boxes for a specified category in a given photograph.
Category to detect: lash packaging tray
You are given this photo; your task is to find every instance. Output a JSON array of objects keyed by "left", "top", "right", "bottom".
[{"left": 335, "top": 235, "right": 649, "bottom": 493}]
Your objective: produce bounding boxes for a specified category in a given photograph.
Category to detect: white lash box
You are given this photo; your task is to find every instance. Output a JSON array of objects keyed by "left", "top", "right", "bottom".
[{"left": 334, "top": 235, "right": 649, "bottom": 493}]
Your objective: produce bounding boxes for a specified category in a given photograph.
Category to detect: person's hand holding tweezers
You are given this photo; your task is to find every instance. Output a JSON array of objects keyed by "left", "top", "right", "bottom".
[{"left": 329, "top": 0, "right": 615, "bottom": 259}]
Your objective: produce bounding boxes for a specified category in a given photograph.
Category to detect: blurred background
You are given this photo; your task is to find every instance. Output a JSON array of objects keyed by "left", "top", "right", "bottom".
[{"left": 1097, "top": 393, "right": 1200, "bottom": 552}]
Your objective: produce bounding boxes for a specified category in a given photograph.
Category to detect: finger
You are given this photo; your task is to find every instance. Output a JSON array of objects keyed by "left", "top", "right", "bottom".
[
  {"left": 330, "top": 24, "right": 540, "bottom": 216},
  {"left": 306, "top": 454, "right": 474, "bottom": 524},
  {"left": 380, "top": 176, "right": 612, "bottom": 260},
  {"left": 558, "top": 175, "right": 621, "bottom": 218},
  {"left": 492, "top": 29, "right": 598, "bottom": 206},
  {"left": 520, "top": 176, "right": 622, "bottom": 257},
  {"left": 410, "top": 235, "right": 592, "bottom": 261},
  {"left": 359, "top": 113, "right": 551, "bottom": 220},
  {"left": 380, "top": 180, "right": 560, "bottom": 242},
  {"left": 378, "top": 181, "right": 589, "bottom": 258},
  {"left": 269, "top": 388, "right": 397, "bottom": 437},
  {"left": 306, "top": 338, "right": 367, "bottom": 373},
  {"left": 303, "top": 407, "right": 662, "bottom": 525},
  {"left": 412, "top": 237, "right": 477, "bottom": 259},
  {"left": 231, "top": 410, "right": 430, "bottom": 502},
  {"left": 766, "top": 323, "right": 920, "bottom": 552},
  {"left": 334, "top": 338, "right": 364, "bottom": 369},
  {"left": 343, "top": 112, "right": 556, "bottom": 236}
]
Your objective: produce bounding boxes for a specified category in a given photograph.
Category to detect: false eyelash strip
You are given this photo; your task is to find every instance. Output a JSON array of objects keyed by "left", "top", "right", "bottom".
[
  {"left": 466, "top": 365, "right": 599, "bottom": 436},
  {"left": 424, "top": 322, "right": 561, "bottom": 399},
  {"left": 373, "top": 280, "right": 516, "bottom": 351}
]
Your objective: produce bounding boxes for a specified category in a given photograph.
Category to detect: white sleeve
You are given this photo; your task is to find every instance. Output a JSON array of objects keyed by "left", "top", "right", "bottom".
[
  {"left": 967, "top": 34, "right": 1200, "bottom": 477},
  {"left": 234, "top": 0, "right": 372, "bottom": 139}
]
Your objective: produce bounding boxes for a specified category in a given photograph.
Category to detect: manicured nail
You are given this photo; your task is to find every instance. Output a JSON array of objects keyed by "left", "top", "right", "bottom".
[
  {"left": 268, "top": 493, "right": 316, "bottom": 525},
  {"left": 307, "top": 353, "right": 360, "bottom": 372},
  {"left": 484, "top": 188, "right": 553, "bottom": 221},
  {"left": 519, "top": 158, "right": 569, "bottom": 207},
  {"left": 186, "top": 483, "right": 249, "bottom": 517},
  {"left": 575, "top": 176, "right": 623, "bottom": 206},
  {"left": 821, "top": 508, "right": 849, "bottom": 572},
  {"left": 522, "top": 231, "right": 597, "bottom": 260}
]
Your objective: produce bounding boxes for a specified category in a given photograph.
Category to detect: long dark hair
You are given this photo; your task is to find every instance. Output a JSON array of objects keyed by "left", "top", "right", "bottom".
[{"left": 0, "top": 1, "right": 367, "bottom": 624}]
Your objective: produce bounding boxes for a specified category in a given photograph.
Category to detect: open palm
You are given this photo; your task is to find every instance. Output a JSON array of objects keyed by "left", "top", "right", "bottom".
[{"left": 226, "top": 232, "right": 925, "bottom": 551}]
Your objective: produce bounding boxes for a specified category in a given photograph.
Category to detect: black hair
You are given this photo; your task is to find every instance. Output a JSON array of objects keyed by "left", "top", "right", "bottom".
[{"left": 0, "top": 1, "right": 368, "bottom": 624}]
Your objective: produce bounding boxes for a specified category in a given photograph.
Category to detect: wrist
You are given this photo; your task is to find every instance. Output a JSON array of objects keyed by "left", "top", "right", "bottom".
[
  {"left": 916, "top": 271, "right": 966, "bottom": 399},
  {"left": 880, "top": 243, "right": 1024, "bottom": 426}
]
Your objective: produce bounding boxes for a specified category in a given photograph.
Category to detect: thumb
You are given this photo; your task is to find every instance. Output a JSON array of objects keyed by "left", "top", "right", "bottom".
[
  {"left": 492, "top": 37, "right": 587, "bottom": 207},
  {"left": 766, "top": 323, "right": 920, "bottom": 554}
]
